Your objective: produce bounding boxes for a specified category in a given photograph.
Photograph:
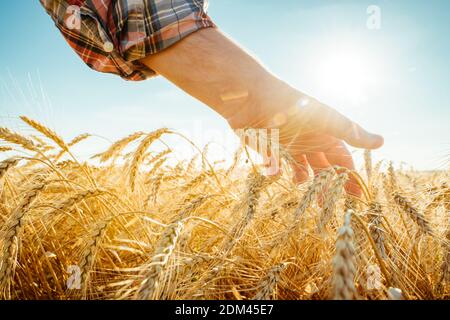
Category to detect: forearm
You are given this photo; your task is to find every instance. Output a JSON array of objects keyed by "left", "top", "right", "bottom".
[
  {"left": 139, "top": 28, "right": 303, "bottom": 129},
  {"left": 139, "top": 25, "right": 383, "bottom": 196}
]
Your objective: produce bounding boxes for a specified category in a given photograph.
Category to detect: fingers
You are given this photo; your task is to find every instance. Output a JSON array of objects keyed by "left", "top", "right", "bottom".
[
  {"left": 300, "top": 102, "right": 384, "bottom": 150},
  {"left": 304, "top": 152, "right": 331, "bottom": 206},
  {"left": 335, "top": 121, "right": 384, "bottom": 150},
  {"left": 305, "top": 152, "right": 332, "bottom": 174},
  {"left": 291, "top": 154, "right": 309, "bottom": 183},
  {"left": 323, "top": 141, "right": 362, "bottom": 198}
]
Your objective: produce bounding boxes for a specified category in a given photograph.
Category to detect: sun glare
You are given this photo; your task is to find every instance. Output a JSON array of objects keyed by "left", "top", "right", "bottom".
[{"left": 315, "top": 48, "right": 377, "bottom": 104}]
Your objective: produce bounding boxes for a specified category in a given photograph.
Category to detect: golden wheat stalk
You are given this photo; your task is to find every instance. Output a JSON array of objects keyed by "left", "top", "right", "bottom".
[
  {"left": 0, "top": 127, "right": 37, "bottom": 152},
  {"left": 276, "top": 169, "right": 334, "bottom": 248},
  {"left": 381, "top": 173, "right": 393, "bottom": 200},
  {"left": 182, "top": 170, "right": 210, "bottom": 191},
  {"left": 183, "top": 260, "right": 232, "bottom": 299},
  {"left": 146, "top": 149, "right": 171, "bottom": 166},
  {"left": 185, "top": 154, "right": 199, "bottom": 175},
  {"left": 68, "top": 133, "right": 91, "bottom": 147},
  {"left": 93, "top": 131, "right": 145, "bottom": 162},
  {"left": 222, "top": 170, "right": 266, "bottom": 254},
  {"left": 427, "top": 187, "right": 450, "bottom": 211},
  {"left": 146, "top": 157, "right": 168, "bottom": 180},
  {"left": 20, "top": 116, "right": 68, "bottom": 151},
  {"left": 30, "top": 134, "right": 48, "bottom": 147},
  {"left": 225, "top": 147, "right": 242, "bottom": 177},
  {"left": 318, "top": 172, "right": 348, "bottom": 233},
  {"left": 146, "top": 172, "right": 165, "bottom": 206},
  {"left": 50, "top": 189, "right": 107, "bottom": 215},
  {"left": 368, "top": 201, "right": 387, "bottom": 259},
  {"left": 344, "top": 195, "right": 358, "bottom": 211},
  {"left": 79, "top": 214, "right": 115, "bottom": 298},
  {"left": 183, "top": 253, "right": 216, "bottom": 269},
  {"left": 332, "top": 210, "right": 358, "bottom": 300},
  {"left": 135, "top": 220, "right": 184, "bottom": 300},
  {"left": 56, "top": 160, "right": 76, "bottom": 169},
  {"left": 0, "top": 204, "right": 9, "bottom": 223},
  {"left": 388, "top": 162, "right": 397, "bottom": 191},
  {"left": 0, "top": 177, "right": 46, "bottom": 298},
  {"left": 252, "top": 263, "right": 287, "bottom": 300},
  {"left": 393, "top": 192, "right": 433, "bottom": 235},
  {"left": 0, "top": 158, "right": 20, "bottom": 180},
  {"left": 0, "top": 146, "right": 13, "bottom": 152},
  {"left": 1, "top": 118, "right": 450, "bottom": 300},
  {"left": 177, "top": 195, "right": 210, "bottom": 220},
  {"left": 54, "top": 133, "right": 91, "bottom": 161},
  {"left": 129, "top": 129, "right": 171, "bottom": 191}
]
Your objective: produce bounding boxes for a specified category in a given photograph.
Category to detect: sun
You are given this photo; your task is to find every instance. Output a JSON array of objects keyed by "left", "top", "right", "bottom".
[{"left": 315, "top": 47, "right": 377, "bottom": 104}]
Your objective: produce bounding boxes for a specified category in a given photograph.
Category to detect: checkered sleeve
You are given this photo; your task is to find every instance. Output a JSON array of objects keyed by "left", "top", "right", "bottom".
[{"left": 39, "top": 0, "right": 216, "bottom": 81}]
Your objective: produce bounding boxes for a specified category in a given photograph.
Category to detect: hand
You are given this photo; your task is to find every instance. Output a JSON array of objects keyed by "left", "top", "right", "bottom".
[
  {"left": 138, "top": 28, "right": 384, "bottom": 197},
  {"left": 228, "top": 95, "right": 384, "bottom": 197}
]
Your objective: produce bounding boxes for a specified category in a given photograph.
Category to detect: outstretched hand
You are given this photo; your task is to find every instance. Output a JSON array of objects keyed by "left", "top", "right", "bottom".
[
  {"left": 139, "top": 27, "right": 384, "bottom": 197},
  {"left": 230, "top": 97, "right": 384, "bottom": 197}
]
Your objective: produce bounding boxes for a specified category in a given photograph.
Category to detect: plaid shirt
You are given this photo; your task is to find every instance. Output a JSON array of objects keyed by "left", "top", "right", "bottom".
[{"left": 40, "top": 0, "right": 215, "bottom": 81}]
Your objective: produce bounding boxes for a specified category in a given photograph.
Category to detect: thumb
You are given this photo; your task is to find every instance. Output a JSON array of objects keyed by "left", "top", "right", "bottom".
[
  {"left": 303, "top": 102, "right": 384, "bottom": 149},
  {"left": 339, "top": 122, "right": 384, "bottom": 149}
]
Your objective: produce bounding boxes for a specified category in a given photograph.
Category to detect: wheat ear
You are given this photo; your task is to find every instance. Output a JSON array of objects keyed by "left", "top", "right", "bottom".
[
  {"left": 135, "top": 221, "right": 184, "bottom": 300},
  {"left": 278, "top": 169, "right": 334, "bottom": 247},
  {"left": 0, "top": 127, "right": 37, "bottom": 152},
  {"left": 50, "top": 189, "right": 107, "bottom": 215},
  {"left": 93, "top": 131, "right": 145, "bottom": 162},
  {"left": 146, "top": 157, "right": 168, "bottom": 179},
  {"left": 0, "top": 177, "right": 46, "bottom": 297},
  {"left": 182, "top": 171, "right": 210, "bottom": 191},
  {"left": 0, "top": 204, "right": 9, "bottom": 223},
  {"left": 393, "top": 192, "right": 433, "bottom": 235},
  {"left": 79, "top": 214, "right": 115, "bottom": 298},
  {"left": 252, "top": 263, "right": 287, "bottom": 300},
  {"left": 225, "top": 147, "right": 242, "bottom": 177},
  {"left": 0, "top": 158, "right": 20, "bottom": 180},
  {"left": 146, "top": 172, "right": 165, "bottom": 206},
  {"left": 368, "top": 201, "right": 387, "bottom": 259},
  {"left": 129, "top": 129, "right": 171, "bottom": 191},
  {"left": 332, "top": 210, "right": 358, "bottom": 300},
  {"left": 0, "top": 146, "right": 13, "bottom": 152},
  {"left": 427, "top": 187, "right": 450, "bottom": 211},
  {"left": 20, "top": 116, "right": 68, "bottom": 151},
  {"left": 318, "top": 172, "right": 348, "bottom": 233},
  {"left": 146, "top": 149, "right": 171, "bottom": 166},
  {"left": 388, "top": 162, "right": 397, "bottom": 191},
  {"left": 54, "top": 133, "right": 91, "bottom": 161},
  {"left": 223, "top": 170, "right": 266, "bottom": 254},
  {"left": 364, "top": 149, "right": 373, "bottom": 183}
]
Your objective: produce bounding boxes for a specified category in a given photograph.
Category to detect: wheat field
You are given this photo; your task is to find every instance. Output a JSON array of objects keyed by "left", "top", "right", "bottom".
[{"left": 0, "top": 116, "right": 448, "bottom": 300}]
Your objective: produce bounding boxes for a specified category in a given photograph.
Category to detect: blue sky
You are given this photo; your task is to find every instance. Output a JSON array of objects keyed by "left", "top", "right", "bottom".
[{"left": 0, "top": 0, "right": 449, "bottom": 169}]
